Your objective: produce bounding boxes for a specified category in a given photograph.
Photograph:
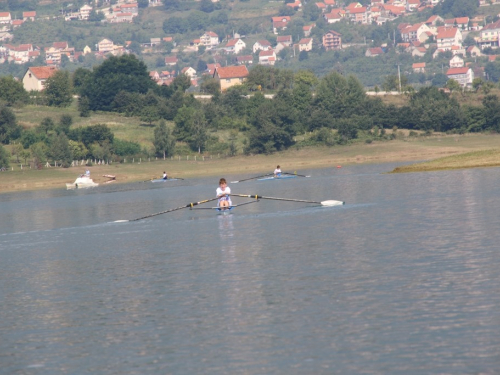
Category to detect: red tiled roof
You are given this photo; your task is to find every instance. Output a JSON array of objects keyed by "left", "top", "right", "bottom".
[
  {"left": 28, "top": 66, "right": 58, "bottom": 79},
  {"left": 215, "top": 65, "right": 249, "bottom": 79},
  {"left": 446, "top": 67, "right": 469, "bottom": 75}
]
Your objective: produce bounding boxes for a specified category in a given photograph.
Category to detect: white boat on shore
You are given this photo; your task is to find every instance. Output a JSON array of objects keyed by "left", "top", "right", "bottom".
[{"left": 66, "top": 175, "right": 99, "bottom": 189}]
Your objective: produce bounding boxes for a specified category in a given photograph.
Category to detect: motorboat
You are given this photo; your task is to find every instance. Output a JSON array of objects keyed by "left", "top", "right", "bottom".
[{"left": 66, "top": 175, "right": 99, "bottom": 189}]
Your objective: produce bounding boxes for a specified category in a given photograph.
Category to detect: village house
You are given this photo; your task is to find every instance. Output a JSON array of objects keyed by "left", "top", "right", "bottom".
[
  {"left": 411, "top": 46, "right": 427, "bottom": 57},
  {"left": 436, "top": 27, "right": 462, "bottom": 51},
  {"left": 0, "top": 12, "right": 12, "bottom": 24},
  {"left": 165, "top": 56, "right": 178, "bottom": 66},
  {"left": 324, "top": 12, "right": 342, "bottom": 24},
  {"left": 111, "top": 13, "right": 134, "bottom": 23},
  {"left": 446, "top": 66, "right": 474, "bottom": 88},
  {"left": 149, "top": 71, "right": 160, "bottom": 81},
  {"left": 425, "top": 15, "right": 444, "bottom": 26},
  {"left": 467, "top": 45, "right": 481, "bottom": 57},
  {"left": 450, "top": 55, "right": 464, "bottom": 68},
  {"left": 79, "top": 4, "right": 92, "bottom": 20},
  {"left": 412, "top": 62, "right": 426, "bottom": 73},
  {"left": 200, "top": 31, "right": 219, "bottom": 49},
  {"left": 22, "top": 11, "right": 36, "bottom": 22},
  {"left": 258, "top": 49, "right": 276, "bottom": 65},
  {"left": 365, "top": 47, "right": 384, "bottom": 56},
  {"left": 160, "top": 70, "right": 175, "bottom": 79},
  {"left": 181, "top": 67, "right": 197, "bottom": 78},
  {"left": 272, "top": 16, "right": 291, "bottom": 34},
  {"left": 236, "top": 55, "right": 253, "bottom": 65},
  {"left": 224, "top": 38, "right": 246, "bottom": 54},
  {"left": 45, "top": 47, "right": 62, "bottom": 65},
  {"left": 276, "top": 35, "right": 293, "bottom": 47},
  {"left": 98, "top": 38, "right": 114, "bottom": 53},
  {"left": 287, "top": 0, "right": 302, "bottom": 9},
  {"left": 444, "top": 17, "right": 469, "bottom": 30},
  {"left": 4, "top": 43, "right": 33, "bottom": 63},
  {"left": 400, "top": 23, "right": 431, "bottom": 43},
  {"left": 23, "top": 66, "right": 58, "bottom": 91},
  {"left": 477, "top": 20, "right": 500, "bottom": 49},
  {"left": 303, "top": 24, "right": 315, "bottom": 37},
  {"left": 205, "top": 63, "right": 221, "bottom": 75},
  {"left": 322, "top": 30, "right": 342, "bottom": 50},
  {"left": 348, "top": 6, "right": 370, "bottom": 24},
  {"left": 298, "top": 38, "right": 313, "bottom": 52},
  {"left": 120, "top": 3, "right": 139, "bottom": 15},
  {"left": 213, "top": 65, "right": 249, "bottom": 92},
  {"left": 406, "top": 0, "right": 420, "bottom": 12},
  {"left": 315, "top": 2, "right": 327, "bottom": 13},
  {"left": 253, "top": 40, "right": 272, "bottom": 53}
]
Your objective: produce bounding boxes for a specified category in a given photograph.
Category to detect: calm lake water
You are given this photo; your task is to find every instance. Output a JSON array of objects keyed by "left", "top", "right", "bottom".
[{"left": 1, "top": 163, "right": 500, "bottom": 374}]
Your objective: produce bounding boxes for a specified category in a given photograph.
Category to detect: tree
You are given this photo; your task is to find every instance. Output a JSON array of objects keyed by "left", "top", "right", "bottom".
[
  {"left": 445, "top": 78, "right": 461, "bottom": 93},
  {"left": 44, "top": 70, "right": 73, "bottom": 107},
  {"left": 0, "top": 76, "right": 29, "bottom": 106},
  {"left": 171, "top": 74, "right": 192, "bottom": 92},
  {"left": 30, "top": 142, "right": 48, "bottom": 169},
  {"left": 78, "top": 96, "right": 91, "bottom": 117},
  {"left": 189, "top": 110, "right": 208, "bottom": 153},
  {"left": 80, "top": 55, "right": 155, "bottom": 111},
  {"left": 68, "top": 140, "right": 88, "bottom": 159},
  {"left": 0, "top": 106, "right": 21, "bottom": 144},
  {"left": 38, "top": 117, "right": 55, "bottom": 135},
  {"left": 58, "top": 114, "right": 73, "bottom": 134},
  {"left": 141, "top": 106, "right": 160, "bottom": 125},
  {"left": 73, "top": 68, "right": 92, "bottom": 95},
  {"left": 0, "top": 144, "right": 9, "bottom": 169},
  {"left": 80, "top": 124, "right": 114, "bottom": 148},
  {"left": 200, "top": 0, "right": 214, "bottom": 12},
  {"left": 153, "top": 120, "right": 176, "bottom": 159},
  {"left": 49, "top": 133, "right": 73, "bottom": 167}
]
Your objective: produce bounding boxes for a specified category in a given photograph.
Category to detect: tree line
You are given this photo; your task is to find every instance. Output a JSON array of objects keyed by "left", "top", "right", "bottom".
[{"left": 2, "top": 54, "right": 500, "bottom": 170}]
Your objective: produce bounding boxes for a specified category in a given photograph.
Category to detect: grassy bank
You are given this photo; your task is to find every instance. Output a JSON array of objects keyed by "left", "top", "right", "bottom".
[
  {"left": 391, "top": 148, "right": 500, "bottom": 173},
  {"left": 2, "top": 133, "right": 499, "bottom": 194}
]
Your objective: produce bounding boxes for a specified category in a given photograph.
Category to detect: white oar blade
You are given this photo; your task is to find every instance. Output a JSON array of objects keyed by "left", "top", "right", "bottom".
[
  {"left": 114, "top": 220, "right": 129, "bottom": 223},
  {"left": 230, "top": 181, "right": 239, "bottom": 183},
  {"left": 320, "top": 200, "right": 344, "bottom": 207}
]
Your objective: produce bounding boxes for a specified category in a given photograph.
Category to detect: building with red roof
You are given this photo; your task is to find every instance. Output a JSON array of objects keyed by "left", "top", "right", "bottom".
[{"left": 213, "top": 65, "right": 249, "bottom": 91}]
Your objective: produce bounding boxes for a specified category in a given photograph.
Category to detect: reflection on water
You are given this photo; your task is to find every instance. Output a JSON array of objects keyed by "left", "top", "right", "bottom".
[{"left": 1, "top": 164, "right": 500, "bottom": 374}]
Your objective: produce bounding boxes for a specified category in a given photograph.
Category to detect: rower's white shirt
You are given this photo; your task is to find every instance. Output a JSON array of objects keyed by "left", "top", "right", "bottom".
[
  {"left": 216, "top": 186, "right": 232, "bottom": 206},
  {"left": 274, "top": 168, "right": 281, "bottom": 175}
]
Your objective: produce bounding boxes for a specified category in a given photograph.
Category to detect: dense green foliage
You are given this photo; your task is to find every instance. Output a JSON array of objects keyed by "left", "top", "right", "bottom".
[{"left": 80, "top": 55, "right": 156, "bottom": 111}]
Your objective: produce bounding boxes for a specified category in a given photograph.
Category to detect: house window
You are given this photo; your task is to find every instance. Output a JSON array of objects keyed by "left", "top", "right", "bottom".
[{"left": 226, "top": 79, "right": 231, "bottom": 82}]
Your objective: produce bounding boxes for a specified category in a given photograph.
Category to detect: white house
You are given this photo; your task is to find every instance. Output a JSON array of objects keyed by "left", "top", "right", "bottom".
[
  {"left": 225, "top": 38, "right": 246, "bottom": 54},
  {"left": 446, "top": 67, "right": 474, "bottom": 88},
  {"left": 436, "top": 27, "right": 462, "bottom": 51},
  {"left": 23, "top": 66, "right": 58, "bottom": 91},
  {"left": 253, "top": 40, "right": 272, "bottom": 53},
  {"left": 449, "top": 55, "right": 464, "bottom": 68},
  {"left": 258, "top": 49, "right": 276, "bottom": 65},
  {"left": 200, "top": 31, "right": 219, "bottom": 49}
]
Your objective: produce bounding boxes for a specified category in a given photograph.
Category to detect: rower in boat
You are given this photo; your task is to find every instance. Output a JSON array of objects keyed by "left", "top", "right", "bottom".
[
  {"left": 162, "top": 171, "right": 168, "bottom": 180},
  {"left": 216, "top": 178, "right": 232, "bottom": 209}
]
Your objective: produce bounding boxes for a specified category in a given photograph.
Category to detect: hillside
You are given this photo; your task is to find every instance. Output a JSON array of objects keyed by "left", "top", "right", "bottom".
[{"left": 2, "top": 0, "right": 500, "bottom": 88}]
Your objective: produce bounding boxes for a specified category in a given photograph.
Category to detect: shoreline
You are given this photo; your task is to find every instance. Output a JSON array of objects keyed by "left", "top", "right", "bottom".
[{"left": 1, "top": 134, "right": 498, "bottom": 194}]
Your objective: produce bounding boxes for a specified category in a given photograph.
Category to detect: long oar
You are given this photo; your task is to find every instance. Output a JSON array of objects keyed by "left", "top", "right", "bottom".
[
  {"left": 114, "top": 197, "right": 219, "bottom": 222},
  {"left": 231, "top": 173, "right": 273, "bottom": 183},
  {"left": 282, "top": 172, "right": 310, "bottom": 178},
  {"left": 231, "top": 194, "right": 344, "bottom": 206}
]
